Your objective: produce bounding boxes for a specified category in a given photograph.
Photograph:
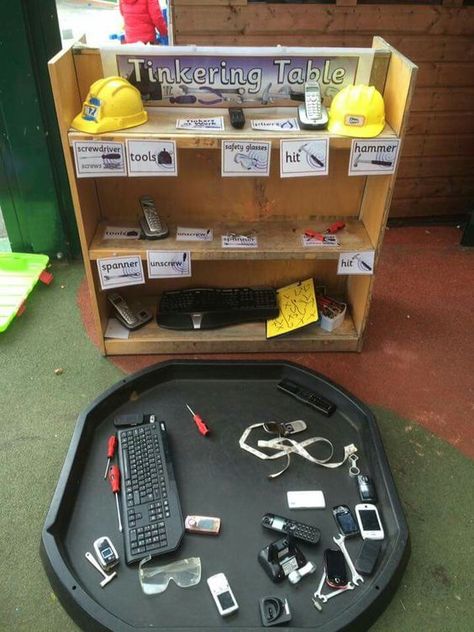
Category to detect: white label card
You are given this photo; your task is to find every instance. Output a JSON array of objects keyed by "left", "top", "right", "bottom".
[
  {"left": 222, "top": 140, "right": 271, "bottom": 177},
  {"left": 147, "top": 251, "right": 191, "bottom": 278},
  {"left": 338, "top": 251, "right": 375, "bottom": 275},
  {"left": 349, "top": 139, "right": 400, "bottom": 175},
  {"left": 222, "top": 234, "right": 258, "bottom": 248},
  {"left": 97, "top": 256, "right": 145, "bottom": 290},
  {"left": 176, "top": 227, "right": 213, "bottom": 241},
  {"left": 103, "top": 226, "right": 141, "bottom": 240},
  {"left": 73, "top": 141, "right": 127, "bottom": 177},
  {"left": 302, "top": 234, "right": 339, "bottom": 247},
  {"left": 126, "top": 140, "right": 177, "bottom": 176},
  {"left": 251, "top": 119, "right": 299, "bottom": 132},
  {"left": 176, "top": 117, "right": 224, "bottom": 131},
  {"left": 281, "top": 138, "right": 329, "bottom": 177}
]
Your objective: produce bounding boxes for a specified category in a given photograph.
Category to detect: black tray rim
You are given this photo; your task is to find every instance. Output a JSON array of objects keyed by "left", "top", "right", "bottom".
[{"left": 40, "top": 359, "right": 410, "bottom": 632}]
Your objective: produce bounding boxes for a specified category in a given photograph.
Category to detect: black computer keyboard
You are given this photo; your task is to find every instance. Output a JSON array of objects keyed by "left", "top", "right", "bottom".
[
  {"left": 117, "top": 418, "right": 184, "bottom": 564},
  {"left": 157, "top": 287, "right": 279, "bottom": 330}
]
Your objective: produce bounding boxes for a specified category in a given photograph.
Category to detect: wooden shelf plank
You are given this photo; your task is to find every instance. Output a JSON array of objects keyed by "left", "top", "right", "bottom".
[
  {"left": 89, "top": 218, "right": 374, "bottom": 261},
  {"left": 68, "top": 107, "right": 398, "bottom": 149},
  {"left": 104, "top": 312, "right": 359, "bottom": 355}
]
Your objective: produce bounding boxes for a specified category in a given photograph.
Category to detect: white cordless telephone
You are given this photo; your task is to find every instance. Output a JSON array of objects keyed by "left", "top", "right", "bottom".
[{"left": 297, "top": 81, "right": 328, "bottom": 130}]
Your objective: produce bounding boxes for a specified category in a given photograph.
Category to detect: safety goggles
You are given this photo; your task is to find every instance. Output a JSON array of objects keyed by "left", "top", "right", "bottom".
[{"left": 139, "top": 556, "right": 201, "bottom": 595}]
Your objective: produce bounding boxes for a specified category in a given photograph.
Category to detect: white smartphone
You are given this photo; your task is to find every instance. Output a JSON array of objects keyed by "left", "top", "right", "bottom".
[
  {"left": 207, "top": 573, "right": 239, "bottom": 616},
  {"left": 355, "top": 503, "right": 385, "bottom": 540}
]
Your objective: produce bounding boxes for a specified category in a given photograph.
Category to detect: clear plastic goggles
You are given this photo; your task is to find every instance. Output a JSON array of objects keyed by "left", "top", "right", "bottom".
[{"left": 138, "top": 556, "right": 202, "bottom": 595}]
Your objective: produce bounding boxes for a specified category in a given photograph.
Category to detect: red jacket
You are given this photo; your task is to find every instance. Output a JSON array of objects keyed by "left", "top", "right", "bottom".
[{"left": 120, "top": 0, "right": 168, "bottom": 44}]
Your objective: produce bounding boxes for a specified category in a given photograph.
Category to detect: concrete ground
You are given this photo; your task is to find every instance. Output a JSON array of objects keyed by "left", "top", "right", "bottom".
[{"left": 0, "top": 226, "right": 473, "bottom": 631}]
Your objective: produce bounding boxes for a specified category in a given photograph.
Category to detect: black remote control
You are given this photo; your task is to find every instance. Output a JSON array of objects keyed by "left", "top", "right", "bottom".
[
  {"left": 262, "top": 513, "right": 320, "bottom": 544},
  {"left": 277, "top": 378, "right": 336, "bottom": 416},
  {"left": 229, "top": 107, "right": 246, "bottom": 129}
]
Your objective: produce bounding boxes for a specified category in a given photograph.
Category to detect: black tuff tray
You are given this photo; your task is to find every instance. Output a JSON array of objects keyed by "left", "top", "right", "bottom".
[{"left": 41, "top": 361, "right": 409, "bottom": 631}]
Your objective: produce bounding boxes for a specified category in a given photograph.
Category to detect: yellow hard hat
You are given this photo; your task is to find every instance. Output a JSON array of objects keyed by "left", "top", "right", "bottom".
[
  {"left": 71, "top": 76, "right": 148, "bottom": 134},
  {"left": 328, "top": 84, "right": 385, "bottom": 138}
]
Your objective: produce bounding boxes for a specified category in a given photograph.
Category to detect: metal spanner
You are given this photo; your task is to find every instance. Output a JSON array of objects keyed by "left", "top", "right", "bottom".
[
  {"left": 313, "top": 569, "right": 354, "bottom": 604},
  {"left": 333, "top": 534, "right": 364, "bottom": 586}
]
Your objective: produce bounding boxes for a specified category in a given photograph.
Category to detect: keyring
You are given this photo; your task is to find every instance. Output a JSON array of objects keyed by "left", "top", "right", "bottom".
[{"left": 348, "top": 454, "right": 360, "bottom": 477}]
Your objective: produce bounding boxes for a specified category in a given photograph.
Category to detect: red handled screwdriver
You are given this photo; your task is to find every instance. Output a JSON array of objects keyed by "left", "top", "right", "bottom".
[
  {"left": 108, "top": 464, "right": 123, "bottom": 532},
  {"left": 103, "top": 434, "right": 118, "bottom": 479},
  {"left": 186, "top": 404, "right": 210, "bottom": 436}
]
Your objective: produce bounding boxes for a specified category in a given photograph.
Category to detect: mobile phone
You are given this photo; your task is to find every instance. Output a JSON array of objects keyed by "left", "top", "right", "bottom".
[
  {"left": 332, "top": 505, "right": 359, "bottom": 537},
  {"left": 93, "top": 536, "right": 119, "bottom": 571},
  {"left": 355, "top": 503, "right": 384, "bottom": 540},
  {"left": 355, "top": 540, "right": 381, "bottom": 576},
  {"left": 297, "top": 81, "right": 328, "bottom": 130},
  {"left": 207, "top": 573, "right": 239, "bottom": 616},
  {"left": 185, "top": 515, "right": 221, "bottom": 535},
  {"left": 139, "top": 195, "right": 169, "bottom": 239},
  {"left": 324, "top": 549, "right": 348, "bottom": 588},
  {"left": 107, "top": 292, "right": 153, "bottom": 330},
  {"left": 357, "top": 475, "right": 377, "bottom": 503}
]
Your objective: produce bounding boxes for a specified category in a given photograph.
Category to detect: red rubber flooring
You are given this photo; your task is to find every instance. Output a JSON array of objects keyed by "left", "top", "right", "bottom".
[{"left": 78, "top": 226, "right": 474, "bottom": 458}]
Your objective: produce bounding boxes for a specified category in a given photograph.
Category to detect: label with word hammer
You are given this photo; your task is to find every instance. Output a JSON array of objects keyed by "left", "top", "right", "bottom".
[{"left": 349, "top": 139, "right": 400, "bottom": 176}]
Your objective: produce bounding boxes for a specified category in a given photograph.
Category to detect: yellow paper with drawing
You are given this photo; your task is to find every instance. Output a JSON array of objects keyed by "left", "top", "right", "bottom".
[{"left": 266, "top": 278, "right": 319, "bottom": 338}]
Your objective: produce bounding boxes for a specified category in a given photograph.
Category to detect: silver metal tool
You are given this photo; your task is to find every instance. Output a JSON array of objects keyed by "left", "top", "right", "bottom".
[
  {"left": 333, "top": 534, "right": 364, "bottom": 586},
  {"left": 313, "top": 569, "right": 354, "bottom": 604},
  {"left": 85, "top": 551, "right": 117, "bottom": 587}
]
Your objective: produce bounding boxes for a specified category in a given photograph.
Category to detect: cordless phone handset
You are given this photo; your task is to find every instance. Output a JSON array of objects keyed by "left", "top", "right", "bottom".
[
  {"left": 304, "top": 81, "right": 322, "bottom": 122},
  {"left": 139, "top": 195, "right": 169, "bottom": 240},
  {"left": 107, "top": 292, "right": 153, "bottom": 331},
  {"left": 297, "top": 81, "right": 328, "bottom": 130}
]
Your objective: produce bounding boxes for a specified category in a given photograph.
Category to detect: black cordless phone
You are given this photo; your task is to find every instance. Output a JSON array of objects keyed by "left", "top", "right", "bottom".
[
  {"left": 107, "top": 293, "right": 152, "bottom": 330},
  {"left": 261, "top": 513, "right": 320, "bottom": 544},
  {"left": 139, "top": 195, "right": 168, "bottom": 239}
]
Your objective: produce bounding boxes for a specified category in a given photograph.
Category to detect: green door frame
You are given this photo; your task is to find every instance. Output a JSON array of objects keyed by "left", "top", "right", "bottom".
[{"left": 0, "top": 0, "right": 79, "bottom": 257}]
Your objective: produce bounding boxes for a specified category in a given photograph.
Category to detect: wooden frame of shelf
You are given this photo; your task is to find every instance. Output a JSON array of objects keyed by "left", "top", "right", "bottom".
[{"left": 48, "top": 37, "right": 417, "bottom": 355}]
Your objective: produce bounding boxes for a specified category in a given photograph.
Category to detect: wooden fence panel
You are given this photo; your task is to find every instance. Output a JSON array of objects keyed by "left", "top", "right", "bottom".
[{"left": 172, "top": 1, "right": 474, "bottom": 217}]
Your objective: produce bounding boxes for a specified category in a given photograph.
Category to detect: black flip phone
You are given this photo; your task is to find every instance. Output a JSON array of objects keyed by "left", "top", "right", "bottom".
[
  {"left": 324, "top": 549, "right": 348, "bottom": 588},
  {"left": 355, "top": 540, "right": 381, "bottom": 576}
]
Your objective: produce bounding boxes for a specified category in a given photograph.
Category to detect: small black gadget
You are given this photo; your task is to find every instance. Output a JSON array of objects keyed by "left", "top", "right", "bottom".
[
  {"left": 357, "top": 474, "right": 378, "bottom": 503},
  {"left": 259, "top": 596, "right": 292, "bottom": 627},
  {"left": 258, "top": 537, "right": 307, "bottom": 583},
  {"left": 261, "top": 513, "right": 320, "bottom": 544},
  {"left": 324, "top": 548, "right": 348, "bottom": 588},
  {"left": 332, "top": 504, "right": 360, "bottom": 537},
  {"left": 277, "top": 378, "right": 336, "bottom": 416},
  {"left": 355, "top": 540, "right": 381, "bottom": 576},
  {"left": 229, "top": 107, "right": 246, "bottom": 129}
]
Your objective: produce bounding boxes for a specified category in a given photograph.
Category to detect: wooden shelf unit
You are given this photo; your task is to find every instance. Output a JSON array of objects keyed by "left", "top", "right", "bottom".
[{"left": 48, "top": 37, "right": 416, "bottom": 355}]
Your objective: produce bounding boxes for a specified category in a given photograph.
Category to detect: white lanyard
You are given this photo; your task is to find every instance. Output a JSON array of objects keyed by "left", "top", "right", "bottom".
[{"left": 239, "top": 422, "right": 357, "bottom": 477}]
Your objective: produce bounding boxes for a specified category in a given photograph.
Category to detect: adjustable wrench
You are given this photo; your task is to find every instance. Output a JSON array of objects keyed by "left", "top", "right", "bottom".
[
  {"left": 333, "top": 534, "right": 364, "bottom": 586},
  {"left": 313, "top": 569, "right": 354, "bottom": 604}
]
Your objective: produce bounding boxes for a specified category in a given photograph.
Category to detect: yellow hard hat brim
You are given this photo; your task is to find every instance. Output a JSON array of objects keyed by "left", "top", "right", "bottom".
[
  {"left": 328, "top": 119, "right": 385, "bottom": 138},
  {"left": 71, "top": 110, "right": 148, "bottom": 134}
]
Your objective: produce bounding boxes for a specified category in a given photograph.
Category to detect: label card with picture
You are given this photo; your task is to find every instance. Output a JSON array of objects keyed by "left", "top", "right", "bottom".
[
  {"left": 103, "top": 226, "right": 141, "bottom": 240},
  {"left": 349, "top": 139, "right": 400, "bottom": 176},
  {"left": 176, "top": 227, "right": 213, "bottom": 242},
  {"left": 222, "top": 140, "right": 271, "bottom": 177},
  {"left": 73, "top": 141, "right": 127, "bottom": 178},
  {"left": 337, "top": 251, "right": 375, "bottom": 275},
  {"left": 176, "top": 117, "right": 224, "bottom": 131},
  {"left": 280, "top": 138, "right": 329, "bottom": 177},
  {"left": 221, "top": 233, "right": 258, "bottom": 248},
  {"left": 147, "top": 251, "right": 192, "bottom": 278},
  {"left": 126, "top": 139, "right": 177, "bottom": 176},
  {"left": 97, "top": 255, "right": 145, "bottom": 290}
]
